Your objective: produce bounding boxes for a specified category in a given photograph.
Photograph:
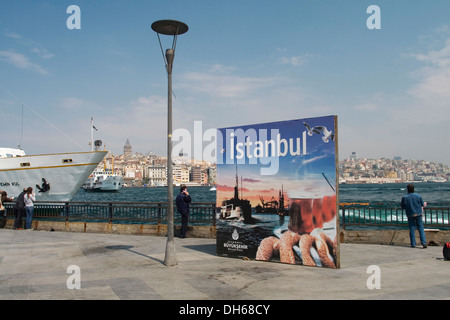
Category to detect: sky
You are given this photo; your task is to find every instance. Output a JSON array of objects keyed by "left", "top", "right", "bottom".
[{"left": 1, "top": 1, "right": 450, "bottom": 165}]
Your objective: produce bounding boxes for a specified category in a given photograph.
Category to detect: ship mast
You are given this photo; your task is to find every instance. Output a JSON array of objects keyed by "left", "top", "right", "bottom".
[{"left": 90, "top": 117, "right": 94, "bottom": 152}]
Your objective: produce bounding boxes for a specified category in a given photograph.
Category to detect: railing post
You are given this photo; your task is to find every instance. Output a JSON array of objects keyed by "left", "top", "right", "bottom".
[
  {"left": 158, "top": 203, "right": 162, "bottom": 222},
  {"left": 64, "top": 202, "right": 70, "bottom": 222},
  {"left": 341, "top": 207, "right": 346, "bottom": 230},
  {"left": 109, "top": 203, "right": 113, "bottom": 223}
]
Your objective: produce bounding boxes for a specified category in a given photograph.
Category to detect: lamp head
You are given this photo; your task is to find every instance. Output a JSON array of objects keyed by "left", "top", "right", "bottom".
[{"left": 151, "top": 20, "right": 188, "bottom": 36}]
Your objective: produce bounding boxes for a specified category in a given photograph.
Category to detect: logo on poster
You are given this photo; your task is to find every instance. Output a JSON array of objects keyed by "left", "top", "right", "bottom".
[{"left": 232, "top": 228, "right": 239, "bottom": 240}]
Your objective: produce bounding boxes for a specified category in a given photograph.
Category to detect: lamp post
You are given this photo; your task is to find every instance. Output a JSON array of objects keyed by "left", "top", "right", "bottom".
[{"left": 151, "top": 20, "right": 189, "bottom": 266}]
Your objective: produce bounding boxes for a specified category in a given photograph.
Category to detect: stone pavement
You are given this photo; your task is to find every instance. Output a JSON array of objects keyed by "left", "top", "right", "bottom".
[{"left": 0, "top": 228, "right": 449, "bottom": 300}]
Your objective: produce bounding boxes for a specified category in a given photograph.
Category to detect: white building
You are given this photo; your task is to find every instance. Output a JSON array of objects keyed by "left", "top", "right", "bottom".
[{"left": 146, "top": 165, "right": 167, "bottom": 186}]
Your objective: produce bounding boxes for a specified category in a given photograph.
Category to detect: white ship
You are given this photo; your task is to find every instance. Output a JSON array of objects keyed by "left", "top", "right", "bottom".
[
  {"left": 82, "top": 168, "right": 123, "bottom": 192},
  {"left": 0, "top": 147, "right": 107, "bottom": 201},
  {"left": 81, "top": 117, "right": 123, "bottom": 192}
]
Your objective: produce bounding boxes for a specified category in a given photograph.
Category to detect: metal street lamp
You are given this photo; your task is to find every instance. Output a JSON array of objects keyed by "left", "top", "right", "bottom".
[{"left": 151, "top": 19, "right": 189, "bottom": 266}]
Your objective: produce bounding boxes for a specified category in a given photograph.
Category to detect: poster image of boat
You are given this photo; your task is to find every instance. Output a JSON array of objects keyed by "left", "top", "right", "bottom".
[{"left": 216, "top": 115, "right": 339, "bottom": 268}]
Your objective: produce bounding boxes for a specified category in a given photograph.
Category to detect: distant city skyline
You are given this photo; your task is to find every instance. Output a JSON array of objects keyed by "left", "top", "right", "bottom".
[
  {"left": 119, "top": 137, "right": 449, "bottom": 171},
  {"left": 1, "top": 1, "right": 450, "bottom": 166},
  {"left": 340, "top": 153, "right": 449, "bottom": 183},
  {"left": 342, "top": 151, "right": 448, "bottom": 164}
]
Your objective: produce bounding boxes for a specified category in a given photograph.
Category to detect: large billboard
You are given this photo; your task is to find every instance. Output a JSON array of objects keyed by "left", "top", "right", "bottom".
[{"left": 216, "top": 115, "right": 339, "bottom": 268}]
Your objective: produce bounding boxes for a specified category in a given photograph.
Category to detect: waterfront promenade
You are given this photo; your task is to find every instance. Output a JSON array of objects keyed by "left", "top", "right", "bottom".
[{"left": 0, "top": 229, "right": 449, "bottom": 300}]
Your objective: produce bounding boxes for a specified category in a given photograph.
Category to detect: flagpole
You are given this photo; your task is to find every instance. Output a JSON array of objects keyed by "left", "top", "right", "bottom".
[{"left": 90, "top": 117, "right": 94, "bottom": 151}]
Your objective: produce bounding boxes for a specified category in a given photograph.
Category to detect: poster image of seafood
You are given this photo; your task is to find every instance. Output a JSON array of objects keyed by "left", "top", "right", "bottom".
[{"left": 216, "top": 115, "right": 339, "bottom": 268}]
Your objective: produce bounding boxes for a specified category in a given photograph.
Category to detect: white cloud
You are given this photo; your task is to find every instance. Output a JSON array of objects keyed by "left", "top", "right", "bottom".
[
  {"left": 60, "top": 97, "right": 98, "bottom": 110},
  {"left": 5, "top": 31, "right": 55, "bottom": 59},
  {"left": 279, "top": 53, "right": 313, "bottom": 67},
  {"left": 31, "top": 47, "right": 55, "bottom": 59},
  {"left": 209, "top": 64, "right": 235, "bottom": 74},
  {"left": 353, "top": 103, "right": 379, "bottom": 111},
  {"left": 406, "top": 37, "right": 450, "bottom": 123},
  {"left": 0, "top": 50, "right": 49, "bottom": 75},
  {"left": 340, "top": 34, "right": 450, "bottom": 164},
  {"left": 280, "top": 56, "right": 306, "bottom": 66},
  {"left": 179, "top": 71, "right": 274, "bottom": 99},
  {"left": 88, "top": 95, "right": 169, "bottom": 155},
  {"left": 411, "top": 38, "right": 450, "bottom": 97}
]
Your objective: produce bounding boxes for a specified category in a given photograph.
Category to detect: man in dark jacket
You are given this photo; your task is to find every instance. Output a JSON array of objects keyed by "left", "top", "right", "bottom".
[
  {"left": 13, "top": 189, "right": 26, "bottom": 230},
  {"left": 175, "top": 185, "right": 191, "bottom": 238}
]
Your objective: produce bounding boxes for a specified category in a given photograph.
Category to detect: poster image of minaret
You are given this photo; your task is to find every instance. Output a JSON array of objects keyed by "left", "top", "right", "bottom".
[{"left": 216, "top": 115, "right": 339, "bottom": 268}]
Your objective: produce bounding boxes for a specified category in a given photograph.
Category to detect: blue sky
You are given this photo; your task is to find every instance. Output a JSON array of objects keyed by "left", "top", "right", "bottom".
[{"left": 1, "top": 1, "right": 450, "bottom": 165}]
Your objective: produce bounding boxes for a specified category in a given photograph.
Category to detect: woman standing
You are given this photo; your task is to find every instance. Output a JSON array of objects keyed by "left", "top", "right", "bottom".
[{"left": 24, "top": 187, "right": 35, "bottom": 230}]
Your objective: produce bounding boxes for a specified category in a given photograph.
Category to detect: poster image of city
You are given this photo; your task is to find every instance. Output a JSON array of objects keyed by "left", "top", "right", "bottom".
[{"left": 216, "top": 115, "right": 339, "bottom": 268}]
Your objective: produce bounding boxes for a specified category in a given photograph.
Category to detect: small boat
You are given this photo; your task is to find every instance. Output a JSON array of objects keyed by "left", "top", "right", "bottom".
[
  {"left": 209, "top": 185, "right": 216, "bottom": 191},
  {"left": 429, "top": 178, "right": 447, "bottom": 183},
  {"left": 219, "top": 167, "right": 253, "bottom": 223},
  {"left": 82, "top": 168, "right": 123, "bottom": 192},
  {"left": 81, "top": 117, "right": 124, "bottom": 192}
]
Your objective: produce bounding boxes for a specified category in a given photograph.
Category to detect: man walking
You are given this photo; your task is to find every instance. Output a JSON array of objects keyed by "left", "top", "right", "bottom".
[
  {"left": 176, "top": 185, "right": 191, "bottom": 238},
  {"left": 401, "top": 184, "right": 427, "bottom": 248}
]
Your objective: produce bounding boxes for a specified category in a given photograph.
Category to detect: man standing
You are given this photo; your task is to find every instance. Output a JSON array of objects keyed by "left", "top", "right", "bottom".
[
  {"left": 13, "top": 188, "right": 26, "bottom": 230},
  {"left": 176, "top": 185, "right": 191, "bottom": 238},
  {"left": 401, "top": 184, "right": 427, "bottom": 248}
]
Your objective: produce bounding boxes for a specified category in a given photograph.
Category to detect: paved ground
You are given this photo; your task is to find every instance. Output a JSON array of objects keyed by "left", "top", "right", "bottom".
[{"left": 0, "top": 228, "right": 449, "bottom": 301}]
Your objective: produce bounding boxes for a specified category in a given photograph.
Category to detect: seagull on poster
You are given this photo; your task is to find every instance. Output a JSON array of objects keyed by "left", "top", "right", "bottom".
[
  {"left": 303, "top": 122, "right": 321, "bottom": 136},
  {"left": 314, "top": 126, "right": 335, "bottom": 143}
]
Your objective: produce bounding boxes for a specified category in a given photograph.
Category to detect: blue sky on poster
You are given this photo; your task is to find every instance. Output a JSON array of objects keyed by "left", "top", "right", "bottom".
[{"left": 1, "top": 1, "right": 450, "bottom": 165}]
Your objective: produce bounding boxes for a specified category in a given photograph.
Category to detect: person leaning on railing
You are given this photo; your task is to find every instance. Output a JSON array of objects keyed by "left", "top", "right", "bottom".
[{"left": 401, "top": 184, "right": 427, "bottom": 248}]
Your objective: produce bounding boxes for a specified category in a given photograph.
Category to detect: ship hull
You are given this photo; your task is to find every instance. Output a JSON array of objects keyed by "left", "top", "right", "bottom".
[{"left": 0, "top": 151, "right": 107, "bottom": 201}]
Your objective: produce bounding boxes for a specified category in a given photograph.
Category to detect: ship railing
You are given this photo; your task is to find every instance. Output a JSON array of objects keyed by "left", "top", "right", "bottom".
[
  {"left": 340, "top": 202, "right": 450, "bottom": 229},
  {"left": 3, "top": 201, "right": 217, "bottom": 226}
]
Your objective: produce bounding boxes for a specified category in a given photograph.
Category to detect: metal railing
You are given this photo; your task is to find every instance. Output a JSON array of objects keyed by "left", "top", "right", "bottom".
[
  {"left": 340, "top": 202, "right": 450, "bottom": 229},
  {"left": 4, "top": 201, "right": 217, "bottom": 226},
  {"left": 5, "top": 201, "right": 450, "bottom": 230}
]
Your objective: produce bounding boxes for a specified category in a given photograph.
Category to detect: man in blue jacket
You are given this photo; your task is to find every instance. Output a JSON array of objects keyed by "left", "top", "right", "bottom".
[
  {"left": 401, "top": 184, "right": 427, "bottom": 248},
  {"left": 176, "top": 185, "right": 191, "bottom": 238}
]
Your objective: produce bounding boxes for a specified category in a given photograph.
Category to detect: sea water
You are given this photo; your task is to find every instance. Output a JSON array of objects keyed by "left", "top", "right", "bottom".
[
  {"left": 72, "top": 182, "right": 450, "bottom": 205},
  {"left": 338, "top": 182, "right": 450, "bottom": 205},
  {"left": 72, "top": 186, "right": 216, "bottom": 203}
]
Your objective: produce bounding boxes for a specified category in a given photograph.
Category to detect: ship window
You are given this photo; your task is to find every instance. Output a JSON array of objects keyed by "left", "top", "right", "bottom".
[
  {"left": 62, "top": 159, "right": 73, "bottom": 163},
  {"left": 20, "top": 162, "right": 31, "bottom": 167}
]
